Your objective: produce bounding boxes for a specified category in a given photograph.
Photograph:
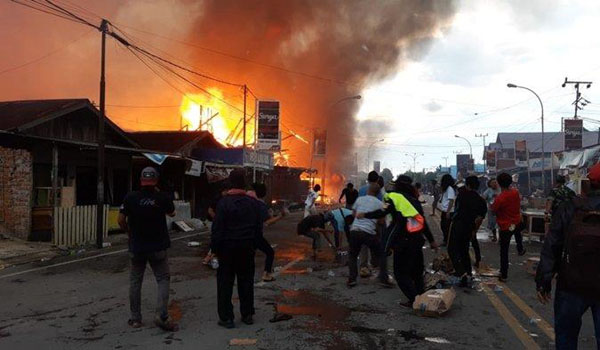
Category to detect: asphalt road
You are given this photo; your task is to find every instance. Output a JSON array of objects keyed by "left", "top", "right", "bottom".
[{"left": 0, "top": 202, "right": 598, "bottom": 349}]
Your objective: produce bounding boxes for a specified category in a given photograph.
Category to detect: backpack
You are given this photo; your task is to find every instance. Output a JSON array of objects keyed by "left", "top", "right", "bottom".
[{"left": 558, "top": 198, "right": 600, "bottom": 300}]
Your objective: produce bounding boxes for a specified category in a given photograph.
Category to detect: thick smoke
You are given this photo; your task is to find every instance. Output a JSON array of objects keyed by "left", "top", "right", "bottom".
[{"left": 190, "top": 0, "right": 457, "bottom": 191}]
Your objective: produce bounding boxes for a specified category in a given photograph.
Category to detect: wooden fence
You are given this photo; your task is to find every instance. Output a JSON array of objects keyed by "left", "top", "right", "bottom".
[{"left": 53, "top": 205, "right": 109, "bottom": 246}]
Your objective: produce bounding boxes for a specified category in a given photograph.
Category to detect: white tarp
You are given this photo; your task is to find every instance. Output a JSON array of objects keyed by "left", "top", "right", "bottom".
[{"left": 560, "top": 146, "right": 600, "bottom": 169}]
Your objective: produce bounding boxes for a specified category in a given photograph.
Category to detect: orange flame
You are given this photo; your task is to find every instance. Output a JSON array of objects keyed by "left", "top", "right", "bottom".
[{"left": 179, "top": 88, "right": 252, "bottom": 146}]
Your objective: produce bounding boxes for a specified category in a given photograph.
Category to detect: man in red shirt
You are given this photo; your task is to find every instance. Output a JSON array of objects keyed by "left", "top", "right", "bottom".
[{"left": 491, "top": 172, "right": 526, "bottom": 281}]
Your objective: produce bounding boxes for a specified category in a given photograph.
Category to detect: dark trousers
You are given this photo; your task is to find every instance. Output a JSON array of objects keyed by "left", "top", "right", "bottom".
[
  {"left": 448, "top": 223, "right": 473, "bottom": 277},
  {"left": 299, "top": 230, "right": 321, "bottom": 250},
  {"left": 554, "top": 289, "right": 600, "bottom": 350},
  {"left": 129, "top": 250, "right": 170, "bottom": 322},
  {"left": 499, "top": 228, "right": 524, "bottom": 278},
  {"left": 255, "top": 236, "right": 274, "bottom": 273},
  {"left": 440, "top": 214, "right": 452, "bottom": 244},
  {"left": 471, "top": 236, "right": 481, "bottom": 263},
  {"left": 216, "top": 240, "right": 255, "bottom": 322},
  {"left": 393, "top": 239, "right": 425, "bottom": 302},
  {"left": 348, "top": 231, "right": 380, "bottom": 281},
  {"left": 378, "top": 224, "right": 390, "bottom": 281}
]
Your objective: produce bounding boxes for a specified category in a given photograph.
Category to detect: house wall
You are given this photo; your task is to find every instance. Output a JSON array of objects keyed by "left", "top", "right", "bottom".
[{"left": 0, "top": 146, "right": 33, "bottom": 239}]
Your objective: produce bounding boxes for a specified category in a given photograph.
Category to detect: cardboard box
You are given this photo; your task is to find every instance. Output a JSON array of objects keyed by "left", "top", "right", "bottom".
[
  {"left": 525, "top": 257, "right": 540, "bottom": 276},
  {"left": 413, "top": 288, "right": 456, "bottom": 317}
]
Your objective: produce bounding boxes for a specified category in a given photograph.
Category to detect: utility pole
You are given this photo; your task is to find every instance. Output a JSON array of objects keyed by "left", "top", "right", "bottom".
[
  {"left": 562, "top": 77, "right": 592, "bottom": 119},
  {"left": 405, "top": 153, "right": 423, "bottom": 173},
  {"left": 475, "top": 133, "right": 488, "bottom": 173},
  {"left": 96, "top": 19, "right": 108, "bottom": 249},
  {"left": 442, "top": 156, "right": 449, "bottom": 168},
  {"left": 242, "top": 84, "right": 247, "bottom": 147}
]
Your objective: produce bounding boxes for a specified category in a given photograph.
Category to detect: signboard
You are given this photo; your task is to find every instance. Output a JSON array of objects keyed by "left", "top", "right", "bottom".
[
  {"left": 373, "top": 161, "right": 381, "bottom": 173},
  {"left": 243, "top": 149, "right": 274, "bottom": 170},
  {"left": 256, "top": 100, "right": 281, "bottom": 151},
  {"left": 529, "top": 158, "right": 554, "bottom": 172},
  {"left": 486, "top": 150, "right": 496, "bottom": 171},
  {"left": 313, "top": 130, "right": 327, "bottom": 157},
  {"left": 514, "top": 140, "right": 528, "bottom": 167},
  {"left": 185, "top": 159, "right": 203, "bottom": 177},
  {"left": 564, "top": 118, "right": 583, "bottom": 151},
  {"left": 456, "top": 154, "right": 471, "bottom": 178}
]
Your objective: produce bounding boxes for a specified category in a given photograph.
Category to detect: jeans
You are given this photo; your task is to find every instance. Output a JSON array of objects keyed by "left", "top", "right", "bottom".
[
  {"left": 440, "top": 213, "right": 452, "bottom": 244},
  {"left": 216, "top": 240, "right": 255, "bottom": 321},
  {"left": 554, "top": 289, "right": 600, "bottom": 350},
  {"left": 348, "top": 231, "right": 381, "bottom": 281},
  {"left": 129, "top": 250, "right": 170, "bottom": 322},
  {"left": 256, "top": 235, "right": 275, "bottom": 273},
  {"left": 393, "top": 238, "right": 425, "bottom": 302},
  {"left": 487, "top": 211, "right": 497, "bottom": 232},
  {"left": 499, "top": 227, "right": 524, "bottom": 278}
]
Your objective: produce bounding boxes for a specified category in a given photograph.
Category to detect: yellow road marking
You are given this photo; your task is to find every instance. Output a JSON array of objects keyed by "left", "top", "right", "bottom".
[
  {"left": 481, "top": 284, "right": 541, "bottom": 349},
  {"left": 501, "top": 284, "right": 555, "bottom": 341}
]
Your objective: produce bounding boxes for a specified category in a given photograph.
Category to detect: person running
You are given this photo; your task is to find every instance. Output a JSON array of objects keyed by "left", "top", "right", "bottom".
[
  {"left": 358, "top": 171, "right": 383, "bottom": 199},
  {"left": 356, "top": 171, "right": 383, "bottom": 277},
  {"left": 438, "top": 174, "right": 456, "bottom": 245},
  {"left": 360, "top": 175, "right": 438, "bottom": 306},
  {"left": 545, "top": 175, "right": 576, "bottom": 218},
  {"left": 430, "top": 179, "right": 441, "bottom": 216},
  {"left": 491, "top": 172, "right": 526, "bottom": 282},
  {"left": 211, "top": 169, "right": 262, "bottom": 328},
  {"left": 482, "top": 178, "right": 500, "bottom": 242},
  {"left": 448, "top": 176, "right": 487, "bottom": 286},
  {"left": 118, "top": 167, "right": 177, "bottom": 331},
  {"left": 536, "top": 163, "right": 600, "bottom": 349},
  {"left": 339, "top": 183, "right": 359, "bottom": 209},
  {"left": 249, "top": 183, "right": 281, "bottom": 282},
  {"left": 304, "top": 184, "right": 321, "bottom": 218},
  {"left": 347, "top": 183, "right": 384, "bottom": 287}
]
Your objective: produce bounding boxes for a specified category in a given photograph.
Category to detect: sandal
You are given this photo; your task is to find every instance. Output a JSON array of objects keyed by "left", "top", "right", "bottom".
[{"left": 154, "top": 316, "right": 179, "bottom": 332}]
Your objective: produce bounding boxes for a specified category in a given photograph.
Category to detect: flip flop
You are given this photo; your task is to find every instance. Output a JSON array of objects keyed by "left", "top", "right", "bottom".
[{"left": 269, "top": 313, "right": 293, "bottom": 323}]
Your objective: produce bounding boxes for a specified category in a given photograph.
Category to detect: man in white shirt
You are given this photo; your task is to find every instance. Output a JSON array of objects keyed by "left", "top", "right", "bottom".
[
  {"left": 438, "top": 174, "right": 456, "bottom": 245},
  {"left": 347, "top": 183, "right": 384, "bottom": 287},
  {"left": 304, "top": 184, "right": 321, "bottom": 218}
]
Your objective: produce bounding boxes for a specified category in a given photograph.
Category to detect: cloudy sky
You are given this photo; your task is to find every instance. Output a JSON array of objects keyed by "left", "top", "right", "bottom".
[{"left": 358, "top": 0, "right": 600, "bottom": 174}]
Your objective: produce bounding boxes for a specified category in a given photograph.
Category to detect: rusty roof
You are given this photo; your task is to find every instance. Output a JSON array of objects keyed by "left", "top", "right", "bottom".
[{"left": 128, "top": 130, "right": 223, "bottom": 153}]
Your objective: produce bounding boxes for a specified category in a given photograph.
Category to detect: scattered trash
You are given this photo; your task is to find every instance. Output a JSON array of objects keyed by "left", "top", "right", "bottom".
[
  {"left": 187, "top": 241, "right": 201, "bottom": 247},
  {"left": 413, "top": 288, "right": 456, "bottom": 317},
  {"left": 269, "top": 313, "right": 293, "bottom": 323},
  {"left": 76, "top": 249, "right": 86, "bottom": 255},
  {"left": 431, "top": 253, "right": 454, "bottom": 274},
  {"left": 210, "top": 258, "right": 219, "bottom": 270},
  {"left": 274, "top": 266, "right": 282, "bottom": 272},
  {"left": 229, "top": 338, "right": 257, "bottom": 346},
  {"left": 529, "top": 317, "right": 541, "bottom": 325},
  {"left": 478, "top": 265, "right": 501, "bottom": 277},
  {"left": 187, "top": 219, "right": 206, "bottom": 230},
  {"left": 270, "top": 244, "right": 278, "bottom": 249},
  {"left": 40, "top": 257, "right": 50, "bottom": 262},
  {"left": 425, "top": 337, "right": 452, "bottom": 344},
  {"left": 493, "top": 285, "right": 504, "bottom": 293},
  {"left": 306, "top": 267, "right": 313, "bottom": 273},
  {"left": 327, "top": 270, "right": 336, "bottom": 277},
  {"left": 174, "top": 221, "right": 194, "bottom": 232},
  {"left": 387, "top": 328, "right": 395, "bottom": 333},
  {"left": 529, "top": 333, "right": 539, "bottom": 338},
  {"left": 424, "top": 271, "right": 449, "bottom": 290},
  {"left": 102, "top": 242, "right": 112, "bottom": 248},
  {"left": 525, "top": 257, "right": 540, "bottom": 276}
]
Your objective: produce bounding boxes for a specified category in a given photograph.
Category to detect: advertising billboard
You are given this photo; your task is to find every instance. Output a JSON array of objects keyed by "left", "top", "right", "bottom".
[
  {"left": 486, "top": 150, "right": 496, "bottom": 171},
  {"left": 514, "top": 140, "right": 528, "bottom": 167},
  {"left": 564, "top": 118, "right": 583, "bottom": 151},
  {"left": 256, "top": 100, "right": 280, "bottom": 151},
  {"left": 456, "top": 154, "right": 471, "bottom": 178}
]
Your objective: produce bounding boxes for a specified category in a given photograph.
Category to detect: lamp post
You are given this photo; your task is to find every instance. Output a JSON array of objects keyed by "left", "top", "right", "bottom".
[
  {"left": 405, "top": 152, "right": 424, "bottom": 173},
  {"left": 454, "top": 135, "right": 473, "bottom": 158},
  {"left": 507, "top": 83, "right": 545, "bottom": 193},
  {"left": 367, "top": 138, "right": 384, "bottom": 171}
]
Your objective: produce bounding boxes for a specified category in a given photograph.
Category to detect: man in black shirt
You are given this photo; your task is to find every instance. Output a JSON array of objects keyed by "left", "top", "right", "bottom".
[
  {"left": 211, "top": 169, "right": 262, "bottom": 328},
  {"left": 339, "top": 183, "right": 359, "bottom": 209},
  {"left": 118, "top": 167, "right": 177, "bottom": 331},
  {"left": 448, "top": 176, "right": 487, "bottom": 286}
]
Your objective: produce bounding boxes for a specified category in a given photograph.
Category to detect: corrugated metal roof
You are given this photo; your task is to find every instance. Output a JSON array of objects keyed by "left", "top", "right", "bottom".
[
  {"left": 496, "top": 131, "right": 599, "bottom": 152},
  {"left": 0, "top": 98, "right": 90, "bottom": 130},
  {"left": 128, "top": 130, "right": 223, "bottom": 153}
]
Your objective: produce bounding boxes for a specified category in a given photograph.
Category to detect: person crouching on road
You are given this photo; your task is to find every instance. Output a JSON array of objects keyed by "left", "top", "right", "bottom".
[
  {"left": 346, "top": 183, "right": 384, "bottom": 288},
  {"left": 297, "top": 212, "right": 337, "bottom": 259},
  {"left": 358, "top": 175, "right": 438, "bottom": 307},
  {"left": 118, "top": 167, "right": 177, "bottom": 331},
  {"left": 211, "top": 169, "right": 262, "bottom": 328},
  {"left": 448, "top": 176, "right": 487, "bottom": 287}
]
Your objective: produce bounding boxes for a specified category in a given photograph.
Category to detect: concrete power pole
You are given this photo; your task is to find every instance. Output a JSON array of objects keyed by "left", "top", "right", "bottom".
[{"left": 475, "top": 133, "right": 488, "bottom": 173}]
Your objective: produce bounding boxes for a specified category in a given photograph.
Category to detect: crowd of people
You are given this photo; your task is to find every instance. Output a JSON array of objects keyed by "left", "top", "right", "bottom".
[{"left": 117, "top": 164, "right": 600, "bottom": 348}]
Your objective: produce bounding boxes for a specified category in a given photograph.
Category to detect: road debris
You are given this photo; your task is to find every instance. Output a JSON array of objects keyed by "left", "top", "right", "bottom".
[
  {"left": 413, "top": 288, "right": 456, "bottom": 317},
  {"left": 269, "top": 313, "right": 293, "bottom": 323},
  {"left": 186, "top": 241, "right": 200, "bottom": 247},
  {"left": 229, "top": 338, "right": 257, "bottom": 346}
]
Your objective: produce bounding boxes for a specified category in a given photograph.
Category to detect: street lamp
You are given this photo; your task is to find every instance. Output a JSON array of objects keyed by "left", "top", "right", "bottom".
[
  {"left": 507, "top": 83, "right": 545, "bottom": 193},
  {"left": 367, "top": 138, "right": 384, "bottom": 171},
  {"left": 405, "top": 152, "right": 424, "bottom": 173},
  {"left": 454, "top": 135, "right": 473, "bottom": 158},
  {"left": 332, "top": 95, "right": 362, "bottom": 106}
]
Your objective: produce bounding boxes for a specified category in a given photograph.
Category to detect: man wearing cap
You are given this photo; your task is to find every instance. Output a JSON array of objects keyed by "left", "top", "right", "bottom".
[
  {"left": 536, "top": 163, "right": 600, "bottom": 349},
  {"left": 118, "top": 167, "right": 177, "bottom": 331}
]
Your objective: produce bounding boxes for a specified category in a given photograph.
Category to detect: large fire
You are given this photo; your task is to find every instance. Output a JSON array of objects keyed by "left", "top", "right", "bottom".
[{"left": 179, "top": 88, "right": 253, "bottom": 146}]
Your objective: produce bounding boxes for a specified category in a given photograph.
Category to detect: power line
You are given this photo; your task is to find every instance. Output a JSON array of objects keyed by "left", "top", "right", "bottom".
[
  {"left": 9, "top": 0, "right": 89, "bottom": 25},
  {"left": 0, "top": 28, "right": 93, "bottom": 75}
]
